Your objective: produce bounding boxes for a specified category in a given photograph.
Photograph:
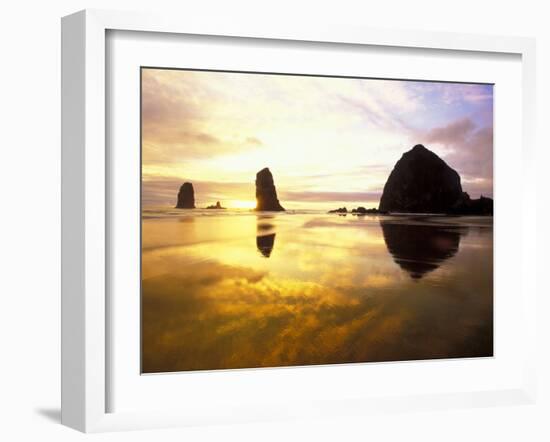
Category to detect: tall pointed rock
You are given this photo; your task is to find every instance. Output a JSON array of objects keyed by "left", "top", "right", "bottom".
[
  {"left": 255, "top": 168, "right": 285, "bottom": 211},
  {"left": 176, "top": 182, "right": 195, "bottom": 209}
]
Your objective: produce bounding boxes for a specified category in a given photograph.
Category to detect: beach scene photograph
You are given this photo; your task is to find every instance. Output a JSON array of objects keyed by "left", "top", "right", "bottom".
[{"left": 141, "top": 67, "right": 493, "bottom": 373}]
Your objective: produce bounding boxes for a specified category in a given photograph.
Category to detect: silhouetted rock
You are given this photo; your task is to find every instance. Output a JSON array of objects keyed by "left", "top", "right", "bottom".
[
  {"left": 329, "top": 206, "right": 385, "bottom": 215},
  {"left": 450, "top": 194, "right": 493, "bottom": 215},
  {"left": 380, "top": 220, "right": 465, "bottom": 279},
  {"left": 379, "top": 144, "right": 493, "bottom": 215},
  {"left": 206, "top": 201, "right": 226, "bottom": 209},
  {"left": 176, "top": 182, "right": 195, "bottom": 209},
  {"left": 379, "top": 145, "right": 463, "bottom": 213},
  {"left": 255, "top": 168, "right": 285, "bottom": 211},
  {"left": 328, "top": 207, "right": 348, "bottom": 213},
  {"left": 351, "top": 207, "right": 384, "bottom": 215}
]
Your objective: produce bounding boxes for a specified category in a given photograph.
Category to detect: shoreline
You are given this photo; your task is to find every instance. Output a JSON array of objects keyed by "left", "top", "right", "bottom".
[{"left": 143, "top": 206, "right": 494, "bottom": 217}]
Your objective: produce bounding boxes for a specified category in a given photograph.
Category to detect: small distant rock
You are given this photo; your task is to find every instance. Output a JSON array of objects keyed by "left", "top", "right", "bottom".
[
  {"left": 329, "top": 206, "right": 383, "bottom": 215},
  {"left": 328, "top": 207, "right": 348, "bottom": 213},
  {"left": 255, "top": 168, "right": 285, "bottom": 211},
  {"left": 351, "top": 207, "right": 384, "bottom": 215},
  {"left": 176, "top": 182, "right": 195, "bottom": 209},
  {"left": 206, "top": 201, "right": 226, "bottom": 209},
  {"left": 450, "top": 194, "right": 493, "bottom": 215}
]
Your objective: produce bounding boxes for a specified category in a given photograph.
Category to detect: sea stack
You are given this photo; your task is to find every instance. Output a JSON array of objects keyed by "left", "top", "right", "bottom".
[
  {"left": 379, "top": 145, "right": 464, "bottom": 214},
  {"left": 255, "top": 168, "right": 285, "bottom": 211},
  {"left": 206, "top": 201, "right": 225, "bottom": 209},
  {"left": 176, "top": 182, "right": 195, "bottom": 208}
]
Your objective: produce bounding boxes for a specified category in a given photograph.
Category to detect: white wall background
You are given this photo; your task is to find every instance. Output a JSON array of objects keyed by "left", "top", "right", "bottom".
[{"left": 0, "top": 1, "right": 547, "bottom": 440}]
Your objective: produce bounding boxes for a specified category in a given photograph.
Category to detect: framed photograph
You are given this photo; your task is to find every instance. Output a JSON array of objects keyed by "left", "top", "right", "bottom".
[{"left": 61, "top": 9, "right": 537, "bottom": 432}]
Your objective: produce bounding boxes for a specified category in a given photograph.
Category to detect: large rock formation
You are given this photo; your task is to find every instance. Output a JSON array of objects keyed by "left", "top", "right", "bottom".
[
  {"left": 379, "top": 144, "right": 493, "bottom": 215},
  {"left": 255, "top": 168, "right": 285, "bottom": 211},
  {"left": 379, "top": 145, "right": 463, "bottom": 213},
  {"left": 175, "top": 182, "right": 195, "bottom": 208}
]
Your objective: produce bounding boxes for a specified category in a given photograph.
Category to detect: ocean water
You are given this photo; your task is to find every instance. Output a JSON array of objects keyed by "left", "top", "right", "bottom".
[{"left": 141, "top": 208, "right": 493, "bottom": 373}]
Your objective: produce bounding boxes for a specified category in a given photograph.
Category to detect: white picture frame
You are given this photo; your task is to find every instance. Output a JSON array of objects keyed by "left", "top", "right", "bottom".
[{"left": 61, "top": 9, "right": 537, "bottom": 433}]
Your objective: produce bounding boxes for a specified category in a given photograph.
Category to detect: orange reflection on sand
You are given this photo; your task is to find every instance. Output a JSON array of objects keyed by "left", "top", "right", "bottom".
[{"left": 142, "top": 212, "right": 493, "bottom": 373}]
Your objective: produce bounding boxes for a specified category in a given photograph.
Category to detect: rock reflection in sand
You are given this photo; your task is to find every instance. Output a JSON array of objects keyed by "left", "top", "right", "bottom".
[
  {"left": 141, "top": 211, "right": 493, "bottom": 373},
  {"left": 256, "top": 216, "right": 276, "bottom": 257},
  {"left": 380, "top": 219, "right": 467, "bottom": 279}
]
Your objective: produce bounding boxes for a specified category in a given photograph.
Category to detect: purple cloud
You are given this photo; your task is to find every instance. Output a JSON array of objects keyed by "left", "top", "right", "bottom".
[
  {"left": 423, "top": 117, "right": 493, "bottom": 198},
  {"left": 425, "top": 118, "right": 476, "bottom": 146},
  {"left": 280, "top": 190, "right": 381, "bottom": 203},
  {"left": 142, "top": 69, "right": 263, "bottom": 161}
]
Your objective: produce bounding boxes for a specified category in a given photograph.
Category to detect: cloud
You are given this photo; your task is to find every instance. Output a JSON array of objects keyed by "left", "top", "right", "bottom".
[
  {"left": 141, "top": 69, "right": 493, "bottom": 204},
  {"left": 281, "top": 190, "right": 381, "bottom": 203},
  {"left": 142, "top": 176, "right": 253, "bottom": 206},
  {"left": 447, "top": 126, "right": 493, "bottom": 178},
  {"left": 336, "top": 80, "right": 421, "bottom": 132},
  {"left": 460, "top": 177, "right": 494, "bottom": 199},
  {"left": 412, "top": 82, "right": 493, "bottom": 106},
  {"left": 422, "top": 117, "right": 493, "bottom": 197},
  {"left": 142, "top": 69, "right": 263, "bottom": 162},
  {"left": 143, "top": 178, "right": 382, "bottom": 207},
  {"left": 245, "top": 136, "right": 263, "bottom": 147},
  {"left": 141, "top": 71, "right": 197, "bottom": 123},
  {"left": 425, "top": 117, "right": 476, "bottom": 146},
  {"left": 464, "top": 93, "right": 493, "bottom": 103}
]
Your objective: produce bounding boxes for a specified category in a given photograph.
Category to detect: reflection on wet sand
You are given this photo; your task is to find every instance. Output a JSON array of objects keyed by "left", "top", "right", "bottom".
[
  {"left": 141, "top": 211, "right": 493, "bottom": 373},
  {"left": 256, "top": 234, "right": 276, "bottom": 257},
  {"left": 380, "top": 219, "right": 466, "bottom": 279},
  {"left": 256, "top": 217, "right": 276, "bottom": 257}
]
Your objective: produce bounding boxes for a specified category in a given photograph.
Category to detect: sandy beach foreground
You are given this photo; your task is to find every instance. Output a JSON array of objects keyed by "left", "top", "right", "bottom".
[{"left": 141, "top": 210, "right": 493, "bottom": 373}]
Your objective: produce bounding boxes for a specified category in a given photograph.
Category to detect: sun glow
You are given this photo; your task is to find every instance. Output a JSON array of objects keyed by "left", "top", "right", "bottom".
[{"left": 229, "top": 200, "right": 257, "bottom": 209}]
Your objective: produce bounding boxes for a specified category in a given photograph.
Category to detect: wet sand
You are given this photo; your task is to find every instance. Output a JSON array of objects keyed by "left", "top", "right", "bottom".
[{"left": 141, "top": 210, "right": 493, "bottom": 373}]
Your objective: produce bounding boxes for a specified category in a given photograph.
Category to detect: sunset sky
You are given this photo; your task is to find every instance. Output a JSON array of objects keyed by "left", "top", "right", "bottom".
[{"left": 141, "top": 68, "right": 493, "bottom": 210}]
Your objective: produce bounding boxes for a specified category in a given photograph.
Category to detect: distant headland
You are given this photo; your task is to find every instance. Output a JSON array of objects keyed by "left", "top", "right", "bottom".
[{"left": 174, "top": 145, "right": 493, "bottom": 215}]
